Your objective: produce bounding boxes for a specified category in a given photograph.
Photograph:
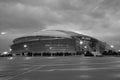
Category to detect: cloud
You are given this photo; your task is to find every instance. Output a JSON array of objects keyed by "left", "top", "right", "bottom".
[{"left": 0, "top": 0, "right": 120, "bottom": 51}]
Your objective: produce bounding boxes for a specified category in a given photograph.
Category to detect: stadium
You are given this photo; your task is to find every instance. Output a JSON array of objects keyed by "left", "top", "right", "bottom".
[{"left": 10, "top": 30, "right": 106, "bottom": 56}]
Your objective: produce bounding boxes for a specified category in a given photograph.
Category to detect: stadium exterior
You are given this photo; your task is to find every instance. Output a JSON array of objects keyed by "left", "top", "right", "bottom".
[{"left": 10, "top": 30, "right": 106, "bottom": 56}]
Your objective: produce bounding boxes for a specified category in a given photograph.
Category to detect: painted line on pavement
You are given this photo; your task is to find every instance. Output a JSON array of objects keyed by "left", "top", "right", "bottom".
[{"left": 6, "top": 65, "right": 44, "bottom": 80}]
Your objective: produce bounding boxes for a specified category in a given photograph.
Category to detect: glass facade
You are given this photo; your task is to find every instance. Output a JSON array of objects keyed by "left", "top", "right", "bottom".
[
  {"left": 11, "top": 38, "right": 76, "bottom": 54},
  {"left": 10, "top": 35, "right": 106, "bottom": 56}
]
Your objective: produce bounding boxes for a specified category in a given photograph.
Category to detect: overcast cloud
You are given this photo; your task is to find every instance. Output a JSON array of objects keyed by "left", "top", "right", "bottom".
[{"left": 0, "top": 0, "right": 120, "bottom": 51}]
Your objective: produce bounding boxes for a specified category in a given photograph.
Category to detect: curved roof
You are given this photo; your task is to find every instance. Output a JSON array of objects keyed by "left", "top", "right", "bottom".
[{"left": 13, "top": 30, "right": 98, "bottom": 44}]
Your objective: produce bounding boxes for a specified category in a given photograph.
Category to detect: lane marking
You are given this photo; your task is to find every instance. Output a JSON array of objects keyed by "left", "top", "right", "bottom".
[
  {"left": 32, "top": 66, "right": 120, "bottom": 72},
  {"left": 3, "top": 58, "right": 120, "bottom": 80},
  {"left": 16, "top": 61, "right": 120, "bottom": 67},
  {"left": 6, "top": 65, "right": 44, "bottom": 80}
]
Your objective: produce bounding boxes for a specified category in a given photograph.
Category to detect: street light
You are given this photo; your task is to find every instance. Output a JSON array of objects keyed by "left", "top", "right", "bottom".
[
  {"left": 23, "top": 44, "right": 28, "bottom": 56},
  {"left": 118, "top": 50, "right": 120, "bottom": 52},
  {"left": 0, "top": 32, "right": 6, "bottom": 35},
  {"left": 3, "top": 51, "right": 8, "bottom": 55},
  {"left": 110, "top": 45, "right": 114, "bottom": 48}
]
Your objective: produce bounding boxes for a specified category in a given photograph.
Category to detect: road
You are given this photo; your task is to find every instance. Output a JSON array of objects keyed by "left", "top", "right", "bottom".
[{"left": 0, "top": 57, "right": 120, "bottom": 80}]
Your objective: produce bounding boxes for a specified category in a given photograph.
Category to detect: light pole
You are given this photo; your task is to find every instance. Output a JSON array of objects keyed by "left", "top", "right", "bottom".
[
  {"left": 118, "top": 50, "right": 120, "bottom": 52},
  {"left": 84, "top": 46, "right": 87, "bottom": 54},
  {"left": 23, "top": 44, "right": 28, "bottom": 56},
  {"left": 110, "top": 45, "right": 115, "bottom": 51},
  {"left": 0, "top": 32, "right": 6, "bottom": 35},
  {"left": 110, "top": 45, "right": 114, "bottom": 49},
  {"left": 3, "top": 51, "right": 8, "bottom": 55},
  {"left": 79, "top": 40, "right": 84, "bottom": 55}
]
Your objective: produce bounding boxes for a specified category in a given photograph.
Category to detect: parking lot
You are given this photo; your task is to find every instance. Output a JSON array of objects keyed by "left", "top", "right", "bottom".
[{"left": 0, "top": 57, "right": 120, "bottom": 80}]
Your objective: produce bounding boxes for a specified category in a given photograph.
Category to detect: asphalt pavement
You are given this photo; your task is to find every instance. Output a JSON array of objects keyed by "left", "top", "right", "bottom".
[{"left": 0, "top": 57, "right": 120, "bottom": 80}]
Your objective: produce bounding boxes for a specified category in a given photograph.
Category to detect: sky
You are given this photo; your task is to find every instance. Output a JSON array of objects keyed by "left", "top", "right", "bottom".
[{"left": 0, "top": 0, "right": 120, "bottom": 52}]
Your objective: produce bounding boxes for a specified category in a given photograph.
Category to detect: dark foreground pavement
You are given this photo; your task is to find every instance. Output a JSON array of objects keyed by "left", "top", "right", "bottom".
[{"left": 0, "top": 57, "right": 120, "bottom": 80}]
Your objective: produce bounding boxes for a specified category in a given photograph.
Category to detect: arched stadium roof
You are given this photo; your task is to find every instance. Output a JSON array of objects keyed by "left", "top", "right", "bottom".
[{"left": 13, "top": 30, "right": 98, "bottom": 43}]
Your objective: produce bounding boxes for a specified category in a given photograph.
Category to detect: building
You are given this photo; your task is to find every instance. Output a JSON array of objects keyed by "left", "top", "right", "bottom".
[{"left": 10, "top": 30, "right": 106, "bottom": 56}]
